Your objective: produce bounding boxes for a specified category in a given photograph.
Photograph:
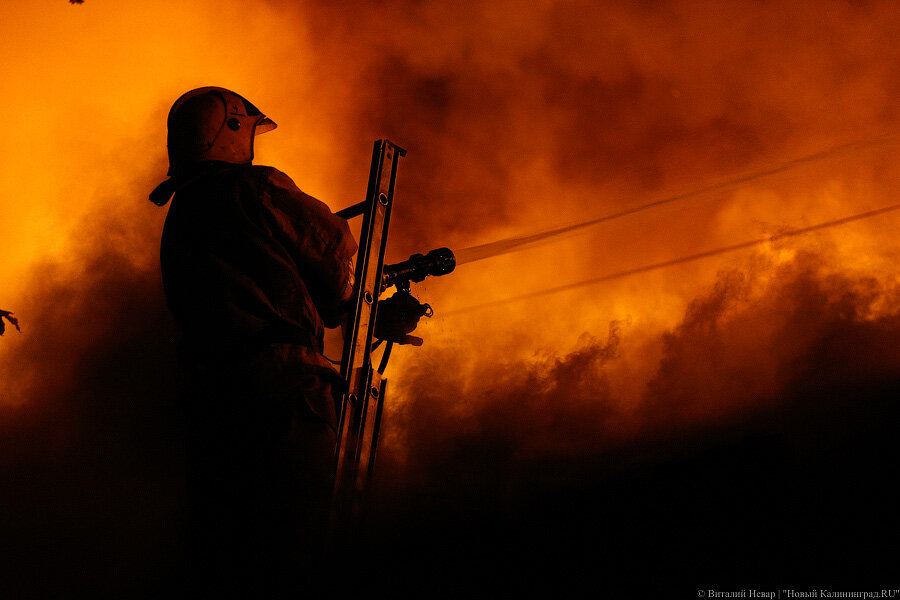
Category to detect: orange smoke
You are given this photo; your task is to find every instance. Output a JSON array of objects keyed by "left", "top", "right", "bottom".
[{"left": 1, "top": 0, "right": 900, "bottom": 594}]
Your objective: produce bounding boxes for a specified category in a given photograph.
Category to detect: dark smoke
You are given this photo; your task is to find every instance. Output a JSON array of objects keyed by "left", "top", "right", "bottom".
[
  {"left": 3, "top": 0, "right": 900, "bottom": 595},
  {"left": 295, "top": 0, "right": 900, "bottom": 260},
  {"left": 377, "top": 251, "right": 900, "bottom": 496},
  {"left": 366, "top": 252, "right": 900, "bottom": 592},
  {"left": 0, "top": 209, "right": 183, "bottom": 598}
]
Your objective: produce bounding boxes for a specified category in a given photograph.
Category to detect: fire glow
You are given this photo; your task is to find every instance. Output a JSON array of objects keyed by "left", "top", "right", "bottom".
[{"left": 1, "top": 1, "right": 900, "bottom": 592}]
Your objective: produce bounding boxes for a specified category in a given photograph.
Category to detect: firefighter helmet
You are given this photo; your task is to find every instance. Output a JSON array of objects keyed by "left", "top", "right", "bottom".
[{"left": 166, "top": 86, "right": 277, "bottom": 176}]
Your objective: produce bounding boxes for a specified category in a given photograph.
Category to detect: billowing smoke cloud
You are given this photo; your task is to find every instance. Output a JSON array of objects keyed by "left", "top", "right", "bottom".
[
  {"left": 292, "top": 0, "right": 900, "bottom": 251},
  {"left": 2, "top": 0, "right": 900, "bottom": 595},
  {"left": 377, "top": 251, "right": 900, "bottom": 495},
  {"left": 367, "top": 253, "right": 900, "bottom": 591},
  {"left": 0, "top": 200, "right": 184, "bottom": 596}
]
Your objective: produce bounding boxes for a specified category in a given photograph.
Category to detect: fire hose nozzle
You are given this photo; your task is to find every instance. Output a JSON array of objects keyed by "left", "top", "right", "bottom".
[{"left": 382, "top": 247, "right": 456, "bottom": 291}]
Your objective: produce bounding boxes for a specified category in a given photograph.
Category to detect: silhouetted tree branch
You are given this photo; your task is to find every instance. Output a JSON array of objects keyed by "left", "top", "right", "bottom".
[{"left": 1, "top": 309, "right": 20, "bottom": 335}]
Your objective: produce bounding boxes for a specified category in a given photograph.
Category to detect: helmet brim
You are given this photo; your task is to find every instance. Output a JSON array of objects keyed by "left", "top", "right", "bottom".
[{"left": 256, "top": 117, "right": 277, "bottom": 135}]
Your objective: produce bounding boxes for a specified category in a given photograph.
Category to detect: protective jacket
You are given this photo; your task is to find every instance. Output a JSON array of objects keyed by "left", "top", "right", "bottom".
[{"left": 160, "top": 162, "right": 357, "bottom": 428}]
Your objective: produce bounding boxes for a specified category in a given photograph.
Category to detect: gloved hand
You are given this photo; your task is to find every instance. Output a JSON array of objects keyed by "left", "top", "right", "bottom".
[{"left": 375, "top": 291, "right": 429, "bottom": 346}]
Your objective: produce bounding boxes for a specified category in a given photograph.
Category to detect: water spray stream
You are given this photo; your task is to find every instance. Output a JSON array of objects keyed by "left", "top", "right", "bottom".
[
  {"left": 445, "top": 201, "right": 900, "bottom": 316},
  {"left": 454, "top": 132, "right": 900, "bottom": 266}
]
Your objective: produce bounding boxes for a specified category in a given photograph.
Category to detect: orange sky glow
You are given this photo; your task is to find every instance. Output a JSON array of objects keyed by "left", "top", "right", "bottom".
[{"left": 1, "top": 1, "right": 900, "bottom": 592}]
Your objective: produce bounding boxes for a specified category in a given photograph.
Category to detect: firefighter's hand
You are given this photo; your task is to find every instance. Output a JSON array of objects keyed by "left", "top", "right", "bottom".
[{"left": 375, "top": 292, "right": 428, "bottom": 346}]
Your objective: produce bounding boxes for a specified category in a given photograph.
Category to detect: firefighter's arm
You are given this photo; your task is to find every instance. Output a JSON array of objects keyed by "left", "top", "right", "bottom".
[{"left": 261, "top": 168, "right": 358, "bottom": 327}]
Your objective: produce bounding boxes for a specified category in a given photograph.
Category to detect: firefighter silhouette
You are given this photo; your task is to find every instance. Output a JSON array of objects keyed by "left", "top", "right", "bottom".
[{"left": 151, "top": 87, "right": 422, "bottom": 594}]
